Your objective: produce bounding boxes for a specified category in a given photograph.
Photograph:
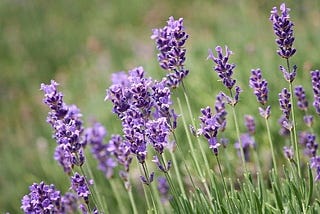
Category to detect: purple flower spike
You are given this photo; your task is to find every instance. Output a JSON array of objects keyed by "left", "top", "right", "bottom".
[
  {"left": 259, "top": 106, "right": 271, "bottom": 119},
  {"left": 235, "top": 133, "right": 256, "bottom": 162},
  {"left": 279, "top": 88, "right": 291, "bottom": 119},
  {"left": 283, "top": 146, "right": 294, "bottom": 160},
  {"left": 244, "top": 115, "right": 255, "bottom": 135},
  {"left": 310, "top": 156, "right": 320, "bottom": 181},
  {"left": 294, "top": 85, "right": 309, "bottom": 111},
  {"left": 249, "top": 69, "right": 268, "bottom": 105},
  {"left": 299, "top": 132, "right": 318, "bottom": 158},
  {"left": 158, "top": 177, "right": 170, "bottom": 201},
  {"left": 311, "top": 70, "right": 320, "bottom": 115},
  {"left": 304, "top": 115, "right": 313, "bottom": 127},
  {"left": 146, "top": 117, "right": 171, "bottom": 154},
  {"left": 151, "top": 16, "right": 189, "bottom": 88},
  {"left": 21, "top": 182, "right": 62, "bottom": 213},
  {"left": 279, "top": 65, "right": 297, "bottom": 82},
  {"left": 71, "top": 173, "right": 92, "bottom": 204},
  {"left": 270, "top": 3, "right": 296, "bottom": 59},
  {"left": 208, "top": 46, "right": 236, "bottom": 89}
]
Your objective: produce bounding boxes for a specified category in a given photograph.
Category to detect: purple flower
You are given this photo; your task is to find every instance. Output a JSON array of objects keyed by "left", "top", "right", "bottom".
[
  {"left": 152, "top": 155, "right": 171, "bottom": 173},
  {"left": 299, "top": 132, "right": 318, "bottom": 158},
  {"left": 249, "top": 69, "right": 268, "bottom": 105},
  {"left": 85, "top": 123, "right": 117, "bottom": 178},
  {"left": 21, "top": 182, "right": 62, "bottom": 213},
  {"left": 146, "top": 117, "right": 171, "bottom": 154},
  {"left": 41, "top": 81, "right": 86, "bottom": 173},
  {"left": 140, "top": 172, "right": 155, "bottom": 185},
  {"left": 310, "top": 156, "right": 320, "bottom": 181},
  {"left": 294, "top": 85, "right": 309, "bottom": 111},
  {"left": 304, "top": 115, "right": 313, "bottom": 127},
  {"left": 278, "top": 114, "right": 292, "bottom": 136},
  {"left": 70, "top": 173, "right": 93, "bottom": 204},
  {"left": 244, "top": 115, "right": 255, "bottom": 135},
  {"left": 151, "top": 16, "right": 189, "bottom": 88},
  {"left": 311, "top": 70, "right": 320, "bottom": 115},
  {"left": 235, "top": 133, "right": 256, "bottom": 162},
  {"left": 208, "top": 46, "right": 236, "bottom": 89},
  {"left": 283, "top": 146, "right": 294, "bottom": 160},
  {"left": 61, "top": 192, "right": 78, "bottom": 213},
  {"left": 279, "top": 88, "right": 291, "bottom": 119},
  {"left": 259, "top": 106, "right": 271, "bottom": 119},
  {"left": 158, "top": 177, "right": 170, "bottom": 201},
  {"left": 270, "top": 3, "right": 296, "bottom": 59},
  {"left": 279, "top": 65, "right": 297, "bottom": 82}
]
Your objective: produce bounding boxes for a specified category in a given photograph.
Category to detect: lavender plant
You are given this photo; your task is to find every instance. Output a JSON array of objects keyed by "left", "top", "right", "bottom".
[{"left": 20, "top": 3, "right": 320, "bottom": 214}]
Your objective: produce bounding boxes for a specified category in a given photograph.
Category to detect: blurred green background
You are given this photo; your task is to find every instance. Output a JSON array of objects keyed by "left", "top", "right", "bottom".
[{"left": 1, "top": 0, "right": 320, "bottom": 212}]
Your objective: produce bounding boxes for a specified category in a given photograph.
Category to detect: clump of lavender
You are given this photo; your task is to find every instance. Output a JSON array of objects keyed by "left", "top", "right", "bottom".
[
  {"left": 311, "top": 70, "right": 320, "bottom": 115},
  {"left": 21, "top": 182, "right": 62, "bottom": 213},
  {"left": 198, "top": 93, "right": 227, "bottom": 155},
  {"left": 207, "top": 46, "right": 236, "bottom": 90},
  {"left": 270, "top": 3, "right": 296, "bottom": 59},
  {"left": 151, "top": 16, "right": 189, "bottom": 88},
  {"left": 41, "top": 80, "right": 86, "bottom": 174},
  {"left": 249, "top": 69, "right": 271, "bottom": 119}
]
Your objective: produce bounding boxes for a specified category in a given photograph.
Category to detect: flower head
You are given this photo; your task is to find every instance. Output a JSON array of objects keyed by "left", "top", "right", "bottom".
[
  {"left": 270, "top": 3, "right": 296, "bottom": 58},
  {"left": 249, "top": 69, "right": 268, "bottom": 105},
  {"left": 70, "top": 173, "right": 93, "bottom": 204},
  {"left": 208, "top": 46, "right": 236, "bottom": 89},
  {"left": 151, "top": 16, "right": 189, "bottom": 88},
  {"left": 279, "top": 88, "right": 291, "bottom": 119},
  {"left": 235, "top": 133, "right": 256, "bottom": 162},
  {"left": 283, "top": 146, "right": 294, "bottom": 160},
  {"left": 294, "top": 85, "right": 309, "bottom": 111},
  {"left": 310, "top": 156, "right": 320, "bottom": 181},
  {"left": 244, "top": 115, "right": 255, "bottom": 135},
  {"left": 311, "top": 70, "right": 320, "bottom": 115}
]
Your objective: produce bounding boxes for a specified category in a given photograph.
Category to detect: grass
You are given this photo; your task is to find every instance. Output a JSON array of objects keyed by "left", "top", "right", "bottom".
[{"left": 1, "top": 0, "right": 320, "bottom": 213}]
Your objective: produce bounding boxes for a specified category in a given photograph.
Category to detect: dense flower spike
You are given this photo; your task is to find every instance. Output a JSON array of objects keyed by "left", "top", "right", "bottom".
[
  {"left": 146, "top": 117, "right": 171, "bottom": 154},
  {"left": 270, "top": 3, "right": 296, "bottom": 58},
  {"left": 70, "top": 172, "right": 93, "bottom": 204},
  {"left": 151, "top": 16, "right": 189, "bottom": 88},
  {"left": 279, "top": 88, "right": 291, "bottom": 119},
  {"left": 294, "top": 85, "right": 309, "bottom": 111},
  {"left": 208, "top": 46, "right": 236, "bottom": 89},
  {"left": 21, "top": 182, "right": 62, "bottom": 213},
  {"left": 85, "top": 122, "right": 117, "bottom": 178},
  {"left": 311, "top": 70, "right": 320, "bottom": 115},
  {"left": 235, "top": 133, "right": 256, "bottom": 162},
  {"left": 299, "top": 132, "right": 318, "bottom": 158},
  {"left": 41, "top": 81, "right": 86, "bottom": 173},
  {"left": 310, "top": 156, "right": 320, "bottom": 181},
  {"left": 249, "top": 69, "right": 268, "bottom": 105}
]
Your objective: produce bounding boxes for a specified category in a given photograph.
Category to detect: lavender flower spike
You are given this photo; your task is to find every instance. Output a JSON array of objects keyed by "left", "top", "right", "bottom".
[
  {"left": 208, "top": 46, "right": 236, "bottom": 89},
  {"left": 294, "top": 85, "right": 308, "bottom": 111},
  {"left": 279, "top": 88, "right": 291, "bottom": 119},
  {"left": 71, "top": 172, "right": 93, "bottom": 204},
  {"left": 249, "top": 68, "right": 269, "bottom": 105},
  {"left": 270, "top": 3, "right": 296, "bottom": 58},
  {"left": 311, "top": 70, "right": 320, "bottom": 115}
]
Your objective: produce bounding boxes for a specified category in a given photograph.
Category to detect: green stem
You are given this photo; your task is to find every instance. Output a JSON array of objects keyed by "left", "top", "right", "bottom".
[
  {"left": 265, "top": 118, "right": 278, "bottom": 175},
  {"left": 286, "top": 58, "right": 301, "bottom": 177},
  {"left": 128, "top": 189, "right": 139, "bottom": 214}
]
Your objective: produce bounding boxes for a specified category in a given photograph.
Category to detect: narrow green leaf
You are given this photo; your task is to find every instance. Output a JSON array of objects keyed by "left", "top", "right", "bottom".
[{"left": 307, "top": 165, "right": 314, "bottom": 208}]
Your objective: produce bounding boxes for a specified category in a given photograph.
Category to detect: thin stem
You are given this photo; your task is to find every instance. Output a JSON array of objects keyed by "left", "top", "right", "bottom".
[
  {"left": 265, "top": 118, "right": 278, "bottom": 175},
  {"left": 216, "top": 156, "right": 231, "bottom": 210},
  {"left": 128, "top": 189, "right": 139, "bottom": 214},
  {"left": 286, "top": 58, "right": 301, "bottom": 177}
]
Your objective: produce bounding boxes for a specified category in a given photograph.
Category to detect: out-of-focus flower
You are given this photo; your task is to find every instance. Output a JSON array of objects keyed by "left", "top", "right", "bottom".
[
  {"left": 235, "top": 133, "right": 256, "bottom": 162},
  {"left": 311, "top": 70, "right": 320, "bottom": 115}
]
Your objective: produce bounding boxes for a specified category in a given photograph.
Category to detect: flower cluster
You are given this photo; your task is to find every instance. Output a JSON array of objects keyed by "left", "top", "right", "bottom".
[
  {"left": 311, "top": 70, "right": 320, "bottom": 115},
  {"left": 106, "top": 67, "right": 177, "bottom": 184},
  {"left": 70, "top": 172, "right": 93, "bottom": 204},
  {"left": 249, "top": 69, "right": 268, "bottom": 105},
  {"left": 41, "top": 80, "right": 86, "bottom": 174},
  {"left": 21, "top": 182, "right": 79, "bottom": 213},
  {"left": 208, "top": 46, "right": 236, "bottom": 89},
  {"left": 270, "top": 3, "right": 296, "bottom": 59},
  {"left": 151, "top": 16, "right": 189, "bottom": 88},
  {"left": 278, "top": 88, "right": 292, "bottom": 134},
  {"left": 198, "top": 93, "right": 227, "bottom": 155}
]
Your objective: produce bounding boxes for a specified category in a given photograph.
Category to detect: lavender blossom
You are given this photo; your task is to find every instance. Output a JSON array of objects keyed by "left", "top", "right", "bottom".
[
  {"left": 259, "top": 106, "right": 271, "bottom": 119},
  {"left": 299, "top": 132, "right": 318, "bottom": 158},
  {"left": 304, "top": 115, "right": 313, "bottom": 127},
  {"left": 311, "top": 70, "right": 320, "bottom": 115},
  {"left": 310, "top": 156, "right": 320, "bottom": 181},
  {"left": 146, "top": 117, "right": 171, "bottom": 154},
  {"left": 278, "top": 114, "right": 292, "bottom": 136},
  {"left": 158, "top": 177, "right": 170, "bottom": 201},
  {"left": 270, "top": 3, "right": 296, "bottom": 59},
  {"left": 151, "top": 16, "right": 189, "bottom": 88},
  {"left": 283, "top": 146, "right": 294, "bottom": 160},
  {"left": 61, "top": 192, "right": 78, "bottom": 213},
  {"left": 21, "top": 182, "right": 62, "bottom": 213},
  {"left": 249, "top": 69, "right": 268, "bottom": 105},
  {"left": 279, "top": 65, "right": 297, "bottom": 82},
  {"left": 294, "top": 85, "right": 309, "bottom": 111},
  {"left": 41, "top": 81, "right": 86, "bottom": 174},
  {"left": 279, "top": 88, "right": 291, "bottom": 119},
  {"left": 152, "top": 155, "right": 172, "bottom": 173},
  {"left": 244, "top": 115, "right": 255, "bottom": 135},
  {"left": 235, "top": 133, "right": 256, "bottom": 162},
  {"left": 208, "top": 46, "right": 236, "bottom": 89},
  {"left": 70, "top": 172, "right": 93, "bottom": 204},
  {"left": 85, "top": 122, "right": 117, "bottom": 178}
]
